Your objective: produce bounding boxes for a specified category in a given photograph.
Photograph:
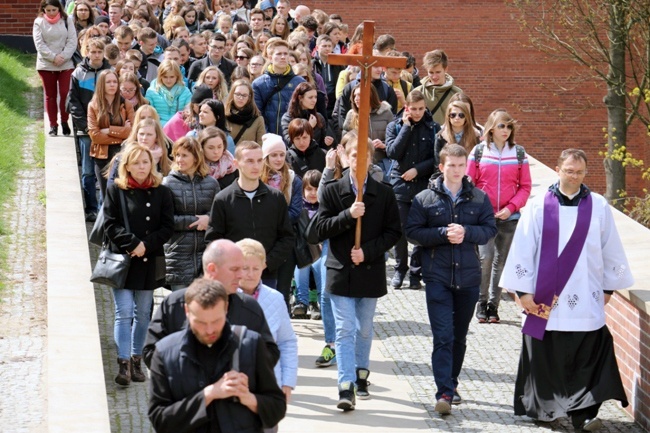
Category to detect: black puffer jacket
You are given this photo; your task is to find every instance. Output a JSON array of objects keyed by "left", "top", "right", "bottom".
[
  {"left": 385, "top": 109, "right": 439, "bottom": 203},
  {"left": 162, "top": 171, "right": 220, "bottom": 286}
]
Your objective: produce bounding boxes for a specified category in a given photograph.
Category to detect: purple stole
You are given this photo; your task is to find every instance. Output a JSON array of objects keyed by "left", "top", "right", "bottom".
[{"left": 522, "top": 190, "right": 592, "bottom": 340}]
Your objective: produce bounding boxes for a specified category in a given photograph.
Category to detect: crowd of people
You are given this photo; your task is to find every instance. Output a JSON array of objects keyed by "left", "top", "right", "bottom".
[{"left": 33, "top": 0, "right": 635, "bottom": 431}]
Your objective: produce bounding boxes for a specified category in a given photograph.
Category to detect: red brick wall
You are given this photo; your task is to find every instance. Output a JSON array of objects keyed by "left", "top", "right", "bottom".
[
  {"left": 309, "top": 1, "right": 650, "bottom": 197},
  {"left": 606, "top": 294, "right": 650, "bottom": 430},
  {"left": 0, "top": 1, "right": 39, "bottom": 36}
]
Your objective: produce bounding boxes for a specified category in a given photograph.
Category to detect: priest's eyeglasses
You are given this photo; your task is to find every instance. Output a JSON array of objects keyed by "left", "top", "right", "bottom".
[{"left": 561, "top": 168, "right": 587, "bottom": 177}]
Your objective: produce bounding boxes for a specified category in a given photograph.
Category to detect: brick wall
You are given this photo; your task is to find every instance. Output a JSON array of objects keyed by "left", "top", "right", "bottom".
[
  {"left": 309, "top": 0, "right": 650, "bottom": 197},
  {"left": 606, "top": 294, "right": 650, "bottom": 430},
  {"left": 0, "top": 1, "right": 39, "bottom": 36}
]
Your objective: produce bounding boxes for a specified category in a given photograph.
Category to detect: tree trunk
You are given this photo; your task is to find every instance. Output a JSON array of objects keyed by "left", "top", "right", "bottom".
[{"left": 604, "top": 0, "right": 627, "bottom": 208}]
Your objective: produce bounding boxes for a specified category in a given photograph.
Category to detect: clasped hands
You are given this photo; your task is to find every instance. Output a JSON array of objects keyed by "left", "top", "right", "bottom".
[{"left": 204, "top": 370, "right": 255, "bottom": 408}]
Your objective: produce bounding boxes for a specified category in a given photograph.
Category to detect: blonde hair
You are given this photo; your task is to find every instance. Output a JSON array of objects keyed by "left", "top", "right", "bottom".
[
  {"left": 163, "top": 14, "right": 186, "bottom": 40},
  {"left": 155, "top": 59, "right": 184, "bottom": 89},
  {"left": 236, "top": 238, "right": 266, "bottom": 263},
  {"left": 196, "top": 66, "right": 228, "bottom": 101},
  {"left": 261, "top": 149, "right": 291, "bottom": 203},
  {"left": 126, "top": 117, "right": 172, "bottom": 175},
  {"left": 114, "top": 143, "right": 163, "bottom": 189}
]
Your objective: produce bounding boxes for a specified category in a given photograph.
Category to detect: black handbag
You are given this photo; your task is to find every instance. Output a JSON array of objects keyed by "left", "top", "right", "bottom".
[
  {"left": 90, "top": 189, "right": 132, "bottom": 288},
  {"left": 88, "top": 207, "right": 105, "bottom": 246}
]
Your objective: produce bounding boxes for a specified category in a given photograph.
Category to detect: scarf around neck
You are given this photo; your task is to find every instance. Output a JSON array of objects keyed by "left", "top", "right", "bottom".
[
  {"left": 128, "top": 175, "right": 154, "bottom": 190},
  {"left": 207, "top": 150, "right": 236, "bottom": 179},
  {"left": 44, "top": 12, "right": 61, "bottom": 25},
  {"left": 227, "top": 105, "right": 257, "bottom": 125}
]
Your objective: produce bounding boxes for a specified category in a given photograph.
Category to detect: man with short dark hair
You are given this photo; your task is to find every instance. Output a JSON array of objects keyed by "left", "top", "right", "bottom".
[
  {"left": 312, "top": 35, "right": 344, "bottom": 118},
  {"left": 500, "top": 148, "right": 633, "bottom": 431},
  {"left": 148, "top": 279, "right": 286, "bottom": 433},
  {"left": 406, "top": 144, "right": 497, "bottom": 415},
  {"left": 205, "top": 142, "right": 295, "bottom": 288},
  {"left": 137, "top": 27, "right": 164, "bottom": 81},
  {"left": 188, "top": 33, "right": 237, "bottom": 86},
  {"left": 248, "top": 8, "right": 266, "bottom": 39}
]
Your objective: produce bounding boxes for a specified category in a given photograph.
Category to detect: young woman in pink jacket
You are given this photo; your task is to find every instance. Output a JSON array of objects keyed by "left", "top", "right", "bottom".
[{"left": 466, "top": 109, "right": 532, "bottom": 323}]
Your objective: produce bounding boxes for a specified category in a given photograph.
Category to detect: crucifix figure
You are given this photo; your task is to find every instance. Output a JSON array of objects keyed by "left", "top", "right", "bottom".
[{"left": 328, "top": 21, "right": 406, "bottom": 247}]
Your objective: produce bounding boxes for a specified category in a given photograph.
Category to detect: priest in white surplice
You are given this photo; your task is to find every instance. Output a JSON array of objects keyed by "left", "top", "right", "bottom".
[{"left": 500, "top": 149, "right": 634, "bottom": 432}]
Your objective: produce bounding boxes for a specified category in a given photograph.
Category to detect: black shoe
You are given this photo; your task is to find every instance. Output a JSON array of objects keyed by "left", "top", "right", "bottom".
[
  {"left": 309, "top": 301, "right": 321, "bottom": 320},
  {"left": 49, "top": 126, "right": 57, "bottom": 136},
  {"left": 391, "top": 271, "right": 405, "bottom": 289},
  {"left": 337, "top": 382, "right": 356, "bottom": 411},
  {"left": 61, "top": 123, "right": 71, "bottom": 136},
  {"left": 486, "top": 302, "right": 500, "bottom": 323},
  {"left": 85, "top": 211, "right": 98, "bottom": 222},
  {"left": 355, "top": 368, "right": 370, "bottom": 400},
  {"left": 408, "top": 276, "right": 422, "bottom": 290},
  {"left": 452, "top": 390, "right": 462, "bottom": 405},
  {"left": 476, "top": 301, "right": 488, "bottom": 323},
  {"left": 291, "top": 302, "right": 307, "bottom": 318}
]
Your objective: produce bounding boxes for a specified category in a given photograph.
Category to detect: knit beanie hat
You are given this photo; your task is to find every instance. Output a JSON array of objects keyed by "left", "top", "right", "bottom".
[
  {"left": 262, "top": 133, "right": 286, "bottom": 158},
  {"left": 191, "top": 84, "right": 213, "bottom": 104},
  {"left": 94, "top": 15, "right": 110, "bottom": 26}
]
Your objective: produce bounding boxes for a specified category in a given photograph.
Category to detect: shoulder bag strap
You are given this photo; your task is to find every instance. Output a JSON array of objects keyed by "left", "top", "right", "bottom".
[
  {"left": 118, "top": 189, "right": 131, "bottom": 234},
  {"left": 430, "top": 87, "right": 453, "bottom": 117}
]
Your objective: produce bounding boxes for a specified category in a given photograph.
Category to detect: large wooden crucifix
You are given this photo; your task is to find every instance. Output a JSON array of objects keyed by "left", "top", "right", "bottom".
[{"left": 328, "top": 21, "right": 407, "bottom": 248}]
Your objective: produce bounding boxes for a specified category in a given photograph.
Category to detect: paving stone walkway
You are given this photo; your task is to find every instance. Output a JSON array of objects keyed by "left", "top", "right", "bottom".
[
  {"left": 91, "top": 247, "right": 645, "bottom": 432},
  {"left": 0, "top": 96, "right": 48, "bottom": 433}
]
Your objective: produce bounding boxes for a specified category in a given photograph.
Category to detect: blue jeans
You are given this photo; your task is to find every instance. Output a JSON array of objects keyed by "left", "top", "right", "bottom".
[
  {"left": 78, "top": 135, "right": 98, "bottom": 213},
  {"left": 329, "top": 293, "right": 377, "bottom": 385},
  {"left": 294, "top": 257, "right": 322, "bottom": 306},
  {"left": 425, "top": 281, "right": 479, "bottom": 400},
  {"left": 478, "top": 219, "right": 518, "bottom": 306},
  {"left": 318, "top": 241, "right": 335, "bottom": 344},
  {"left": 112, "top": 288, "right": 154, "bottom": 359}
]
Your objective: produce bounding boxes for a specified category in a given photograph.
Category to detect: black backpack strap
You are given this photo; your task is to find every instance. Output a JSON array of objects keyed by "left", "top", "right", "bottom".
[
  {"left": 232, "top": 118, "right": 256, "bottom": 144},
  {"left": 515, "top": 144, "right": 526, "bottom": 187},
  {"left": 473, "top": 143, "right": 485, "bottom": 170},
  {"left": 230, "top": 324, "right": 246, "bottom": 372},
  {"left": 287, "top": 148, "right": 309, "bottom": 175}
]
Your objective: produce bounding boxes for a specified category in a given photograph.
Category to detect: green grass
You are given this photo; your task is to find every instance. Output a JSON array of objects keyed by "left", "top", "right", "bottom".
[
  {"left": 34, "top": 131, "right": 45, "bottom": 168},
  {"left": 0, "top": 45, "right": 38, "bottom": 291}
]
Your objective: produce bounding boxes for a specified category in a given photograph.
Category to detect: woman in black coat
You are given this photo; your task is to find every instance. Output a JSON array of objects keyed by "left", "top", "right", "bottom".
[
  {"left": 103, "top": 143, "right": 174, "bottom": 387},
  {"left": 162, "top": 137, "right": 220, "bottom": 290}
]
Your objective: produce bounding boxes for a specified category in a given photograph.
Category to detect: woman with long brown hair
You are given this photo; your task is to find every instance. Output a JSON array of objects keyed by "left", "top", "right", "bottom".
[
  {"left": 280, "top": 81, "right": 334, "bottom": 148},
  {"left": 33, "top": 0, "right": 78, "bottom": 136},
  {"left": 225, "top": 79, "right": 265, "bottom": 145},
  {"left": 88, "top": 69, "right": 135, "bottom": 199}
]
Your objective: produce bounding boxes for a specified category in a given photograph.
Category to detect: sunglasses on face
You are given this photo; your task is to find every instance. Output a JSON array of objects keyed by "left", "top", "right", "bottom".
[
  {"left": 496, "top": 123, "right": 513, "bottom": 130},
  {"left": 236, "top": 56, "right": 249, "bottom": 60},
  {"left": 449, "top": 112, "right": 465, "bottom": 119}
]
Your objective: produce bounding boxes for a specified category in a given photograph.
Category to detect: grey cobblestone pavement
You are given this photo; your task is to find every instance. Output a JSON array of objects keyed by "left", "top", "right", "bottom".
[
  {"left": 91, "top": 243, "right": 645, "bottom": 432},
  {"left": 375, "top": 258, "right": 644, "bottom": 432},
  {"left": 0, "top": 111, "right": 48, "bottom": 432}
]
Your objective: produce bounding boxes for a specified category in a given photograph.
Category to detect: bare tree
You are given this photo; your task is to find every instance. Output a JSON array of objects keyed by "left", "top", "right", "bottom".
[{"left": 513, "top": 0, "right": 650, "bottom": 205}]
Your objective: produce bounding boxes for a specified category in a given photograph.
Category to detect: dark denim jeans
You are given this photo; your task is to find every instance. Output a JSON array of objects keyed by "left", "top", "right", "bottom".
[
  {"left": 394, "top": 200, "right": 421, "bottom": 278},
  {"left": 425, "top": 281, "right": 479, "bottom": 399}
]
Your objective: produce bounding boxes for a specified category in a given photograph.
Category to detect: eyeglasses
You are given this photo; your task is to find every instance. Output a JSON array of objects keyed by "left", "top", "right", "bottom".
[
  {"left": 236, "top": 56, "right": 249, "bottom": 60},
  {"left": 209, "top": 45, "right": 225, "bottom": 51},
  {"left": 233, "top": 93, "right": 249, "bottom": 99},
  {"left": 449, "top": 112, "right": 465, "bottom": 119},
  {"left": 496, "top": 123, "right": 513, "bottom": 130},
  {"left": 120, "top": 87, "right": 137, "bottom": 93},
  {"left": 560, "top": 168, "right": 587, "bottom": 177}
]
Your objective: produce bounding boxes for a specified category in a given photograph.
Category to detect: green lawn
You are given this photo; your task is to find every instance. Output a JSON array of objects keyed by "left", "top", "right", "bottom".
[{"left": 0, "top": 45, "right": 38, "bottom": 291}]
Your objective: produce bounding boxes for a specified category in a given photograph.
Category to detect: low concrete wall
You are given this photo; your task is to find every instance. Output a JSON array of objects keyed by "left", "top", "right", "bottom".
[{"left": 45, "top": 127, "right": 111, "bottom": 433}]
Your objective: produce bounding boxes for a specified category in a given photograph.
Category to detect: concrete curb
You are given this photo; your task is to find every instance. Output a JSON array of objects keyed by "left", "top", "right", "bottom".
[{"left": 45, "top": 126, "right": 111, "bottom": 433}]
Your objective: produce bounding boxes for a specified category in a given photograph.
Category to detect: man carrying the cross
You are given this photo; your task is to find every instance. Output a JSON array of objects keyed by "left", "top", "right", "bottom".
[
  {"left": 500, "top": 149, "right": 633, "bottom": 431},
  {"left": 314, "top": 136, "right": 401, "bottom": 411}
]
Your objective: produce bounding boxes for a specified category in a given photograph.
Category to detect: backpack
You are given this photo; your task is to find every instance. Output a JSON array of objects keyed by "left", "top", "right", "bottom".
[{"left": 473, "top": 143, "right": 526, "bottom": 186}]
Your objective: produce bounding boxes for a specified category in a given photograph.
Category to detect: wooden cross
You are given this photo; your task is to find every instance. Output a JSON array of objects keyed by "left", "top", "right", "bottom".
[{"left": 328, "top": 21, "right": 406, "bottom": 248}]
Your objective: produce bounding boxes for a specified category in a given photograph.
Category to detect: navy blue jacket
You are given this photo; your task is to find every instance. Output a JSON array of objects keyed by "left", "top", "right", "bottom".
[
  {"left": 405, "top": 176, "right": 497, "bottom": 288},
  {"left": 252, "top": 68, "right": 304, "bottom": 135},
  {"left": 385, "top": 109, "right": 439, "bottom": 203}
]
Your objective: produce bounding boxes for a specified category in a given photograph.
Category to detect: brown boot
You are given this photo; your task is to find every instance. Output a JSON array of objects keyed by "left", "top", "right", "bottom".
[
  {"left": 130, "top": 355, "right": 146, "bottom": 382},
  {"left": 115, "top": 358, "right": 131, "bottom": 386}
]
